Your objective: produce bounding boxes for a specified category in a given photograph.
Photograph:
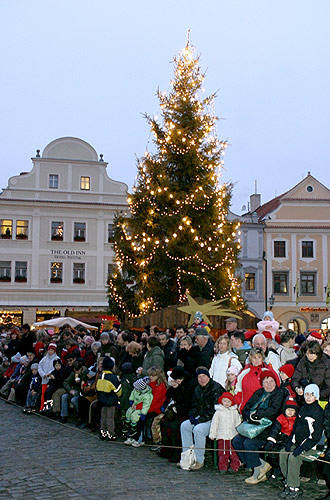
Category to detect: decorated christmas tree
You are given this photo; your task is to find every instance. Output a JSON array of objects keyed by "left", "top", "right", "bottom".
[{"left": 108, "top": 37, "right": 243, "bottom": 319}]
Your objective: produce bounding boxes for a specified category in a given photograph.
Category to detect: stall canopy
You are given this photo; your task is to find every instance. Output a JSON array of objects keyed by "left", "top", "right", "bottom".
[{"left": 33, "top": 317, "right": 98, "bottom": 330}]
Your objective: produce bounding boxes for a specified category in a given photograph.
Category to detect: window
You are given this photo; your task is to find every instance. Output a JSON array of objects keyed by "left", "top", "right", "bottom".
[
  {"left": 80, "top": 176, "right": 90, "bottom": 190},
  {"left": 1, "top": 220, "right": 12, "bottom": 239},
  {"left": 302, "top": 241, "right": 314, "bottom": 258},
  {"left": 73, "top": 263, "right": 85, "bottom": 283},
  {"left": 50, "top": 262, "right": 63, "bottom": 283},
  {"left": 274, "top": 240, "right": 286, "bottom": 258},
  {"left": 74, "top": 222, "right": 86, "bottom": 242},
  {"left": 49, "top": 174, "right": 59, "bottom": 189},
  {"left": 51, "top": 221, "right": 63, "bottom": 241},
  {"left": 108, "top": 263, "right": 116, "bottom": 276},
  {"left": 16, "top": 220, "right": 28, "bottom": 239},
  {"left": 245, "top": 273, "right": 255, "bottom": 291},
  {"left": 0, "top": 261, "right": 11, "bottom": 281},
  {"left": 15, "top": 261, "right": 27, "bottom": 282},
  {"left": 108, "top": 223, "right": 115, "bottom": 242},
  {"left": 301, "top": 272, "right": 316, "bottom": 295},
  {"left": 273, "top": 272, "right": 288, "bottom": 294}
]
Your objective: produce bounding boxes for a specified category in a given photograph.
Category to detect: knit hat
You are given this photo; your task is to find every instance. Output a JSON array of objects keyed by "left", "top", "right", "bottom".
[
  {"left": 11, "top": 353, "right": 22, "bottom": 363},
  {"left": 47, "top": 343, "right": 57, "bottom": 351},
  {"left": 261, "top": 331, "right": 273, "bottom": 340},
  {"left": 100, "top": 332, "right": 110, "bottom": 340},
  {"left": 112, "top": 320, "right": 121, "bottom": 329},
  {"left": 91, "top": 341, "right": 101, "bottom": 350},
  {"left": 133, "top": 376, "right": 150, "bottom": 392},
  {"left": 309, "top": 331, "right": 322, "bottom": 340},
  {"left": 284, "top": 396, "right": 298, "bottom": 413},
  {"left": 102, "top": 356, "right": 114, "bottom": 371},
  {"left": 121, "top": 362, "right": 133, "bottom": 374},
  {"left": 304, "top": 383, "right": 320, "bottom": 399},
  {"left": 279, "top": 364, "right": 295, "bottom": 379},
  {"left": 260, "top": 370, "right": 278, "bottom": 385},
  {"left": 194, "top": 311, "right": 203, "bottom": 321},
  {"left": 244, "top": 330, "right": 256, "bottom": 341},
  {"left": 218, "top": 392, "right": 236, "bottom": 406},
  {"left": 263, "top": 311, "right": 274, "bottom": 321},
  {"left": 195, "top": 327, "right": 209, "bottom": 337},
  {"left": 171, "top": 366, "right": 186, "bottom": 380},
  {"left": 83, "top": 335, "right": 95, "bottom": 345},
  {"left": 226, "top": 365, "right": 240, "bottom": 376},
  {"left": 31, "top": 363, "right": 39, "bottom": 370},
  {"left": 196, "top": 367, "right": 210, "bottom": 377}
]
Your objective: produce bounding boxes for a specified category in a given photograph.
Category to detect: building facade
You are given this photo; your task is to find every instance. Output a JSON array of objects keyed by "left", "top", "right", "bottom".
[{"left": 0, "top": 137, "right": 128, "bottom": 326}]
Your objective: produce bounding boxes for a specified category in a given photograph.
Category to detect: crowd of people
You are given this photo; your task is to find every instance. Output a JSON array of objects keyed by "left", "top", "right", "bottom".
[{"left": 0, "top": 311, "right": 330, "bottom": 500}]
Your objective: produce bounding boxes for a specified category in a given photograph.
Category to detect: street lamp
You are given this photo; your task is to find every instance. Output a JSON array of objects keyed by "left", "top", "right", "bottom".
[{"left": 269, "top": 294, "right": 275, "bottom": 310}]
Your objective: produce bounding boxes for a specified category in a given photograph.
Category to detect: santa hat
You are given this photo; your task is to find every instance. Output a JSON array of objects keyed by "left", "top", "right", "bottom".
[
  {"left": 262, "top": 331, "right": 273, "bottom": 340},
  {"left": 218, "top": 392, "right": 236, "bottom": 406},
  {"left": 308, "top": 331, "right": 322, "bottom": 340},
  {"left": 279, "top": 364, "right": 295, "bottom": 379},
  {"left": 244, "top": 330, "right": 256, "bottom": 341},
  {"left": 47, "top": 343, "right": 57, "bottom": 352}
]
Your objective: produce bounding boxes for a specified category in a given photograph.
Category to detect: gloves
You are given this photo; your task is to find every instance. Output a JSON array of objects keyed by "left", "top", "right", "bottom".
[
  {"left": 160, "top": 406, "right": 166, "bottom": 413},
  {"left": 139, "top": 414, "right": 146, "bottom": 421},
  {"left": 189, "top": 416, "right": 199, "bottom": 425},
  {"left": 285, "top": 441, "right": 292, "bottom": 452},
  {"left": 129, "top": 400, "right": 133, "bottom": 407},
  {"left": 292, "top": 445, "right": 304, "bottom": 457},
  {"left": 263, "top": 440, "right": 275, "bottom": 452}
]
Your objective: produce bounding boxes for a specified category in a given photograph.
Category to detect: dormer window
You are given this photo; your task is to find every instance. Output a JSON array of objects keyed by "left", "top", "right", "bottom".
[{"left": 80, "top": 176, "right": 90, "bottom": 190}]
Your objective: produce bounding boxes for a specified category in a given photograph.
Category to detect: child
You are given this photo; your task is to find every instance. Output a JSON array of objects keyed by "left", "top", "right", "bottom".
[
  {"left": 42, "top": 358, "right": 64, "bottom": 414},
  {"left": 23, "top": 363, "right": 41, "bottom": 414},
  {"left": 225, "top": 366, "right": 240, "bottom": 395},
  {"left": 124, "top": 376, "right": 153, "bottom": 447},
  {"left": 96, "top": 356, "right": 122, "bottom": 441},
  {"left": 209, "top": 392, "right": 241, "bottom": 473},
  {"left": 280, "top": 384, "right": 324, "bottom": 499},
  {"left": 279, "top": 364, "right": 296, "bottom": 399},
  {"left": 262, "top": 396, "right": 298, "bottom": 481},
  {"left": 38, "top": 342, "right": 59, "bottom": 410},
  {"left": 257, "top": 311, "right": 279, "bottom": 339}
]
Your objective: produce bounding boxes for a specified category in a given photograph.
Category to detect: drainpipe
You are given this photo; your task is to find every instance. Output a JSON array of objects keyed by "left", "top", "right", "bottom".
[{"left": 263, "top": 251, "right": 268, "bottom": 311}]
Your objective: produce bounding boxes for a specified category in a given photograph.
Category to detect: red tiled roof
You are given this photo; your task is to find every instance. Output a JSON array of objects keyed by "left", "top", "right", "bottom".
[{"left": 255, "top": 192, "right": 287, "bottom": 220}]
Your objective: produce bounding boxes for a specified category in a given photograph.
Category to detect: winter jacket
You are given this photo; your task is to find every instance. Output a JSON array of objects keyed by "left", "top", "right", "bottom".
[
  {"left": 257, "top": 320, "right": 279, "bottom": 339},
  {"left": 96, "top": 370, "right": 122, "bottom": 407},
  {"left": 119, "top": 373, "right": 136, "bottom": 414},
  {"left": 38, "top": 353, "right": 59, "bottom": 384},
  {"left": 163, "top": 375, "right": 197, "bottom": 420},
  {"left": 29, "top": 373, "right": 42, "bottom": 392},
  {"left": 209, "top": 351, "right": 241, "bottom": 388},
  {"left": 277, "top": 345, "right": 297, "bottom": 366},
  {"left": 234, "top": 363, "right": 280, "bottom": 411},
  {"left": 47, "top": 368, "right": 66, "bottom": 393},
  {"left": 17, "top": 331, "right": 36, "bottom": 355},
  {"left": 177, "top": 345, "right": 200, "bottom": 376},
  {"left": 148, "top": 380, "right": 167, "bottom": 414},
  {"left": 209, "top": 404, "right": 241, "bottom": 440},
  {"left": 287, "top": 401, "right": 324, "bottom": 452},
  {"left": 189, "top": 378, "right": 224, "bottom": 423},
  {"left": 265, "top": 348, "right": 281, "bottom": 374},
  {"left": 266, "top": 413, "right": 296, "bottom": 449},
  {"left": 234, "top": 342, "right": 251, "bottom": 366},
  {"left": 100, "top": 341, "right": 118, "bottom": 361},
  {"left": 292, "top": 354, "right": 330, "bottom": 400},
  {"left": 196, "top": 338, "right": 214, "bottom": 368},
  {"left": 63, "top": 367, "right": 87, "bottom": 393},
  {"left": 142, "top": 346, "right": 164, "bottom": 375},
  {"left": 162, "top": 339, "right": 178, "bottom": 372},
  {"left": 129, "top": 386, "right": 153, "bottom": 415}
]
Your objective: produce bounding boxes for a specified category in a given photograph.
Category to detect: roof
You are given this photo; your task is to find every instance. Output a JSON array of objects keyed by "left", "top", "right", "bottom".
[{"left": 255, "top": 192, "right": 286, "bottom": 221}]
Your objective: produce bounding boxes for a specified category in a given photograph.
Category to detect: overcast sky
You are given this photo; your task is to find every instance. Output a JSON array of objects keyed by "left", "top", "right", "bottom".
[{"left": 1, "top": 1, "right": 330, "bottom": 213}]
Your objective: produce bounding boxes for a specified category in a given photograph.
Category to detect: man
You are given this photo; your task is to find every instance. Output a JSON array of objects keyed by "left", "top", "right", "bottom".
[
  {"left": 18, "top": 324, "right": 36, "bottom": 355},
  {"left": 276, "top": 329, "right": 297, "bottom": 366},
  {"left": 180, "top": 366, "right": 224, "bottom": 470},
  {"left": 177, "top": 336, "right": 200, "bottom": 375},
  {"left": 194, "top": 327, "right": 214, "bottom": 368},
  {"left": 157, "top": 331, "right": 178, "bottom": 372},
  {"left": 116, "top": 331, "right": 135, "bottom": 369},
  {"left": 224, "top": 317, "right": 241, "bottom": 337},
  {"left": 149, "top": 325, "right": 159, "bottom": 337},
  {"left": 175, "top": 326, "right": 187, "bottom": 343},
  {"left": 252, "top": 333, "right": 281, "bottom": 374},
  {"left": 230, "top": 331, "right": 251, "bottom": 365}
]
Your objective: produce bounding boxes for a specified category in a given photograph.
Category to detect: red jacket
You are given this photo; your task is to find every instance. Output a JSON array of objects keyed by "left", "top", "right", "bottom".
[
  {"left": 148, "top": 381, "right": 167, "bottom": 414},
  {"left": 234, "top": 363, "right": 280, "bottom": 412}
]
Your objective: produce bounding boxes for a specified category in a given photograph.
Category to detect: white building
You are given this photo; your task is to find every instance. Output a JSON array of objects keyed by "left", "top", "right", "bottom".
[{"left": 0, "top": 137, "right": 128, "bottom": 326}]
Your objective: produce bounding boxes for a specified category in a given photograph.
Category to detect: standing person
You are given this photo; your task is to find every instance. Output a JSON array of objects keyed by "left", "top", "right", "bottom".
[
  {"left": 209, "top": 335, "right": 242, "bottom": 388},
  {"left": 23, "top": 363, "right": 41, "bottom": 414},
  {"left": 180, "top": 366, "right": 223, "bottom": 470},
  {"left": 280, "top": 384, "right": 324, "bottom": 499},
  {"left": 209, "top": 392, "right": 241, "bottom": 474},
  {"left": 17, "top": 324, "right": 36, "bottom": 355},
  {"left": 194, "top": 328, "right": 214, "bottom": 368},
  {"left": 140, "top": 337, "right": 164, "bottom": 375},
  {"left": 230, "top": 331, "right": 251, "bottom": 365},
  {"left": 157, "top": 332, "right": 177, "bottom": 372},
  {"left": 224, "top": 317, "right": 241, "bottom": 337},
  {"left": 177, "top": 336, "right": 200, "bottom": 376},
  {"left": 96, "top": 356, "right": 122, "bottom": 441},
  {"left": 175, "top": 326, "right": 187, "bottom": 344},
  {"left": 38, "top": 342, "right": 59, "bottom": 410}
]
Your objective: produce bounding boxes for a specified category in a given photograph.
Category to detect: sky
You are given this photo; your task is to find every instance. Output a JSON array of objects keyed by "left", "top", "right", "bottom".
[{"left": 1, "top": 0, "right": 330, "bottom": 214}]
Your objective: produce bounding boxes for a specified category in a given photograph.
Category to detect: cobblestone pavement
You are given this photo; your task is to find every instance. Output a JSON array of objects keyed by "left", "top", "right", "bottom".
[{"left": 0, "top": 399, "right": 326, "bottom": 500}]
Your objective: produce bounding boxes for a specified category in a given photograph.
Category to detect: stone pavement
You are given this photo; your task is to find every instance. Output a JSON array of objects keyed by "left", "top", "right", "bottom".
[{"left": 0, "top": 399, "right": 326, "bottom": 500}]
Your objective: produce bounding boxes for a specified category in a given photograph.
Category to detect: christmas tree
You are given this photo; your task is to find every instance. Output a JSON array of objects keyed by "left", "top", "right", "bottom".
[{"left": 108, "top": 37, "right": 243, "bottom": 319}]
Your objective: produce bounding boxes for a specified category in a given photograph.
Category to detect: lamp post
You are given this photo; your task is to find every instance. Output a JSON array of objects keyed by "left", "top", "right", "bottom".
[{"left": 269, "top": 294, "right": 275, "bottom": 310}]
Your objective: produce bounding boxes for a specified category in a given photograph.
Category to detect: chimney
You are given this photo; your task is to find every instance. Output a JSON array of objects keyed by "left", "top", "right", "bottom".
[{"left": 250, "top": 180, "right": 261, "bottom": 212}]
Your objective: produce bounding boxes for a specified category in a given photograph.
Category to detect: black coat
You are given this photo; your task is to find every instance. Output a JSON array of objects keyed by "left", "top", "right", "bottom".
[
  {"left": 162, "top": 339, "right": 178, "bottom": 372},
  {"left": 189, "top": 378, "right": 224, "bottom": 423},
  {"left": 177, "top": 345, "right": 200, "bottom": 376},
  {"left": 292, "top": 354, "right": 330, "bottom": 400},
  {"left": 165, "top": 374, "right": 197, "bottom": 420},
  {"left": 287, "top": 400, "right": 324, "bottom": 452},
  {"left": 196, "top": 338, "right": 214, "bottom": 368}
]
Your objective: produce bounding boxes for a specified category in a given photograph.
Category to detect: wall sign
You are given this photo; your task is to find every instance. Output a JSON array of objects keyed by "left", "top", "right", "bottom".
[
  {"left": 300, "top": 307, "right": 328, "bottom": 312},
  {"left": 50, "top": 249, "right": 86, "bottom": 260}
]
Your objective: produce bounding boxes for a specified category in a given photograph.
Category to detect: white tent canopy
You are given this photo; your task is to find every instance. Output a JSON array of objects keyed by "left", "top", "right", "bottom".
[{"left": 33, "top": 317, "right": 98, "bottom": 330}]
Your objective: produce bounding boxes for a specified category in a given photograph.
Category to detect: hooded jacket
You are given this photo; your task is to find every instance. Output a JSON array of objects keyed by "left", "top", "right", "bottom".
[
  {"left": 96, "top": 370, "right": 122, "bottom": 407},
  {"left": 209, "top": 403, "right": 241, "bottom": 440},
  {"left": 287, "top": 400, "right": 324, "bottom": 452}
]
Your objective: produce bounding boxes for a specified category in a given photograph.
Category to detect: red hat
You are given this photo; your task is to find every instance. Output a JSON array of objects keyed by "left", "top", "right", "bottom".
[
  {"left": 47, "top": 342, "right": 57, "bottom": 351},
  {"left": 262, "top": 331, "right": 273, "bottom": 340},
  {"left": 244, "top": 330, "right": 256, "bottom": 340},
  {"left": 218, "top": 392, "right": 236, "bottom": 406},
  {"left": 284, "top": 396, "right": 298, "bottom": 412},
  {"left": 260, "top": 369, "right": 278, "bottom": 385},
  {"left": 279, "top": 364, "right": 295, "bottom": 379},
  {"left": 309, "top": 331, "right": 322, "bottom": 340}
]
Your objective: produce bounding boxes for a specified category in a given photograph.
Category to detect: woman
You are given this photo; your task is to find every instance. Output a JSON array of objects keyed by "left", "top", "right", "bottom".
[
  {"left": 232, "top": 370, "right": 285, "bottom": 484},
  {"left": 209, "top": 335, "right": 242, "bottom": 388},
  {"left": 4, "top": 329, "right": 21, "bottom": 359},
  {"left": 177, "top": 335, "right": 200, "bottom": 375},
  {"left": 140, "top": 337, "right": 164, "bottom": 375},
  {"left": 126, "top": 341, "right": 144, "bottom": 373},
  {"left": 235, "top": 348, "right": 280, "bottom": 411},
  {"left": 292, "top": 340, "right": 330, "bottom": 402}
]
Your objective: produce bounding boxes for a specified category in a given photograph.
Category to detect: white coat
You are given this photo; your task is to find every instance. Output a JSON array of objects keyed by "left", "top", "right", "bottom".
[
  {"left": 209, "top": 351, "right": 242, "bottom": 388},
  {"left": 209, "top": 404, "right": 242, "bottom": 440}
]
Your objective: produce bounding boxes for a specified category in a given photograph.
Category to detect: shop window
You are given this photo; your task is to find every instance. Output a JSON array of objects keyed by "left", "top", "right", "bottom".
[
  {"left": 49, "top": 174, "right": 59, "bottom": 189},
  {"left": 302, "top": 241, "right": 314, "bottom": 258},
  {"left": 300, "top": 272, "right": 316, "bottom": 295},
  {"left": 74, "top": 222, "right": 86, "bottom": 242},
  {"left": 51, "top": 221, "right": 63, "bottom": 241},
  {"left": 15, "top": 261, "right": 27, "bottom": 282},
  {"left": 80, "top": 176, "right": 90, "bottom": 190},
  {"left": 274, "top": 240, "right": 286, "bottom": 258},
  {"left": 16, "top": 220, "right": 28, "bottom": 239},
  {"left": 108, "top": 223, "right": 115, "bottom": 242},
  {"left": 0, "top": 261, "right": 11, "bottom": 281},
  {"left": 50, "top": 262, "right": 63, "bottom": 283},
  {"left": 73, "top": 263, "right": 85, "bottom": 284},
  {"left": 245, "top": 273, "right": 255, "bottom": 291},
  {"left": 1, "top": 220, "right": 12, "bottom": 239},
  {"left": 273, "top": 272, "right": 288, "bottom": 294}
]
